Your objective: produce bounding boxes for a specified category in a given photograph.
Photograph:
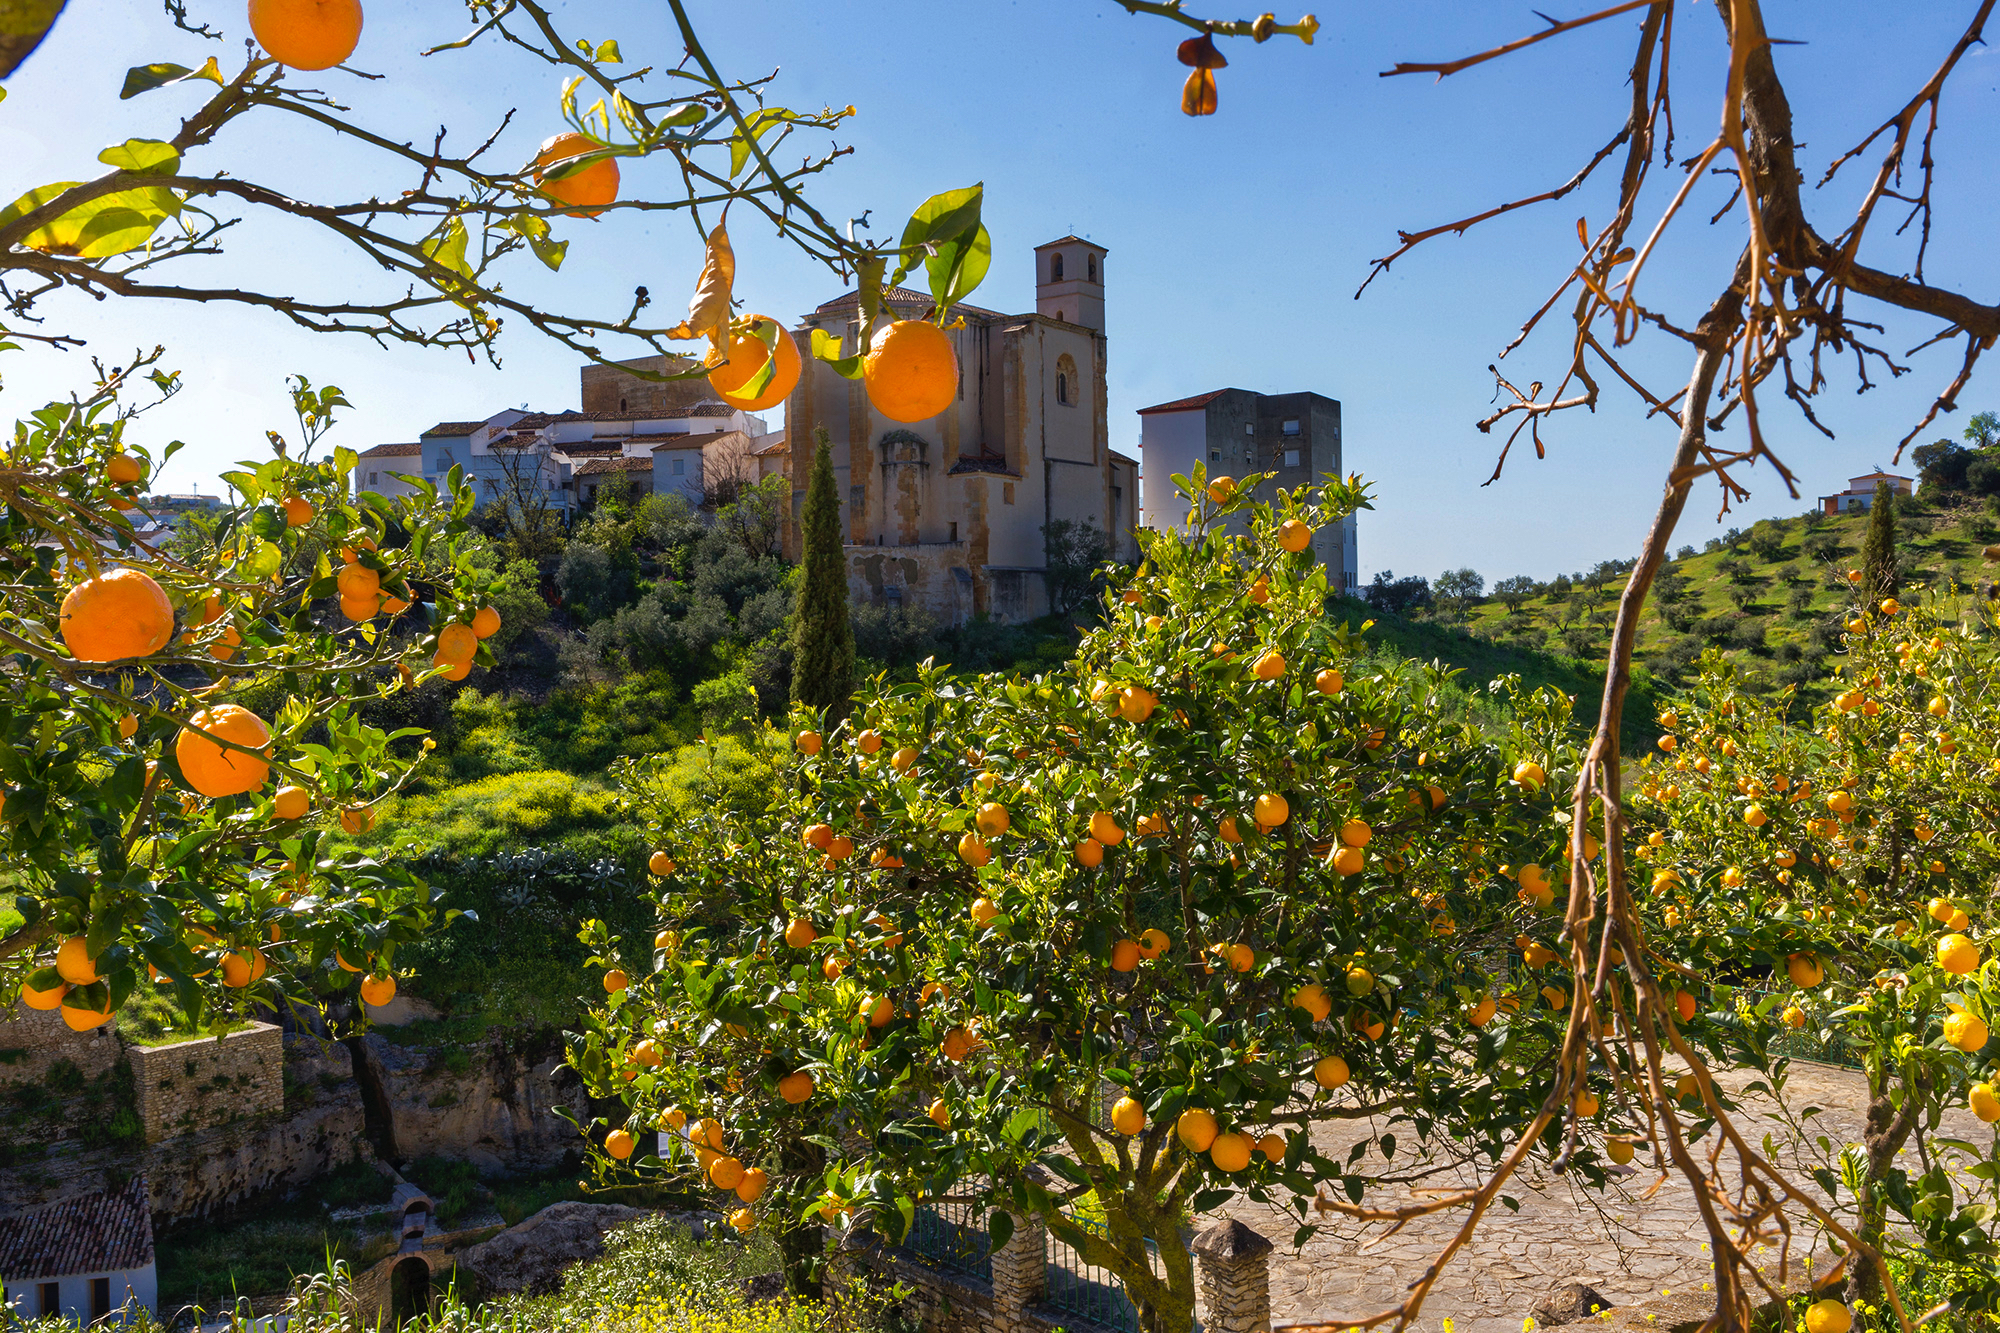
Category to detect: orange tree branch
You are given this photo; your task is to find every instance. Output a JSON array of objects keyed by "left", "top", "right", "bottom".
[{"left": 1380, "top": 0, "right": 1655, "bottom": 79}]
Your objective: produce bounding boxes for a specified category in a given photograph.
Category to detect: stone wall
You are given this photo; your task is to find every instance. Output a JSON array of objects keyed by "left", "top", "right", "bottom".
[
  {"left": 127, "top": 1023, "right": 284, "bottom": 1144},
  {"left": 0, "top": 1002, "right": 126, "bottom": 1086}
]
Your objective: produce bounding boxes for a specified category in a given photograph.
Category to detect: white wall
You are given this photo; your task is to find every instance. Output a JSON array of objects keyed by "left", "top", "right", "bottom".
[
  {"left": 1138, "top": 409, "right": 1208, "bottom": 530},
  {"left": 4, "top": 1265, "right": 157, "bottom": 1324}
]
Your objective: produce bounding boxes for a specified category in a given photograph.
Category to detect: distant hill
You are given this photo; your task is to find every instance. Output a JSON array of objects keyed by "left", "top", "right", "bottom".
[{"left": 1365, "top": 489, "right": 1998, "bottom": 729}]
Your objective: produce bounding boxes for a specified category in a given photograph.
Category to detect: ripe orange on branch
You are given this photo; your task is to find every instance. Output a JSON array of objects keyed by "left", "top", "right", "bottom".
[
  {"left": 59, "top": 569, "right": 175, "bottom": 663},
  {"left": 863, "top": 320, "right": 958, "bottom": 423},
  {"left": 534, "top": 132, "right": 621, "bottom": 218},
  {"left": 708, "top": 316, "right": 801, "bottom": 412},
  {"left": 248, "top": 0, "right": 363, "bottom": 70},
  {"left": 176, "top": 705, "right": 272, "bottom": 797}
]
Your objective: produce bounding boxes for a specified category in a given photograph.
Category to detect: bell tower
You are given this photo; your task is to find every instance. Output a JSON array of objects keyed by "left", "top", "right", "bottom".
[{"left": 1034, "top": 236, "right": 1107, "bottom": 332}]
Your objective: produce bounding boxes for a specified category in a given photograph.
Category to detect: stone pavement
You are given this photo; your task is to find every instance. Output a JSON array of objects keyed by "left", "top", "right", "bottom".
[{"left": 1205, "top": 1061, "right": 1987, "bottom": 1333}]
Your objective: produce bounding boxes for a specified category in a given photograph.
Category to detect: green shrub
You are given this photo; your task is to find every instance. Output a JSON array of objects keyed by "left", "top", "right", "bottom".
[{"left": 332, "top": 770, "right": 620, "bottom": 860}]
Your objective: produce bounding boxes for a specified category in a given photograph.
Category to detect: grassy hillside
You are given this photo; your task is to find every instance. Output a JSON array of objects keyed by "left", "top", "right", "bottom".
[{"left": 1436, "top": 493, "right": 1995, "bottom": 716}]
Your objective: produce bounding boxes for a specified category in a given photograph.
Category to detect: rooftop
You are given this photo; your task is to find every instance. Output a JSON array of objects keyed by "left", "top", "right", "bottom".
[
  {"left": 812, "top": 286, "right": 1005, "bottom": 322},
  {"left": 1137, "top": 390, "right": 1233, "bottom": 416},
  {"left": 360, "top": 442, "right": 423, "bottom": 458},
  {"left": 647, "top": 430, "right": 739, "bottom": 453},
  {"left": 574, "top": 456, "right": 657, "bottom": 476},
  {"left": 1034, "top": 235, "right": 1108, "bottom": 253},
  {"left": 421, "top": 420, "right": 489, "bottom": 438},
  {"left": 0, "top": 1176, "right": 154, "bottom": 1280}
]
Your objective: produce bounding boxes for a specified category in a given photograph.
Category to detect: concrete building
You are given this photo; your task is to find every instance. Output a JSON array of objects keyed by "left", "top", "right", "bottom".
[
  {"left": 780, "top": 234, "right": 1140, "bottom": 625},
  {"left": 0, "top": 1176, "right": 156, "bottom": 1325},
  {"left": 1137, "top": 388, "right": 1356, "bottom": 596},
  {"left": 355, "top": 441, "right": 425, "bottom": 500},
  {"left": 1819, "top": 469, "right": 1914, "bottom": 515}
]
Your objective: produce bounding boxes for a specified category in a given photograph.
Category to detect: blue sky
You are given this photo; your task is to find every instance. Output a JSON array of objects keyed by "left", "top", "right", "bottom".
[{"left": 3, "top": 0, "right": 1997, "bottom": 582}]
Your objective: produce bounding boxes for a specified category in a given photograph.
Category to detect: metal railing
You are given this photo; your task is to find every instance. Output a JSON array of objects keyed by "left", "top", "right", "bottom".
[
  {"left": 1044, "top": 1210, "right": 1194, "bottom": 1333},
  {"left": 903, "top": 1198, "right": 993, "bottom": 1281},
  {"left": 1731, "top": 986, "right": 1861, "bottom": 1070}
]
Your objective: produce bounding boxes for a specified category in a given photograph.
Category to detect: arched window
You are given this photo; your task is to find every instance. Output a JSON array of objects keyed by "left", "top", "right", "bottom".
[
  {"left": 1055, "top": 353, "right": 1079, "bottom": 408},
  {"left": 1087, "top": 254, "right": 1098, "bottom": 282},
  {"left": 1051, "top": 253, "right": 1065, "bottom": 281},
  {"left": 1056, "top": 372, "right": 1069, "bottom": 405}
]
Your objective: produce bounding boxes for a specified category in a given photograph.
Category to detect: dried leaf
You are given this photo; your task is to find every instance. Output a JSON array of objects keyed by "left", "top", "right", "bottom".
[{"left": 666, "top": 220, "right": 734, "bottom": 351}]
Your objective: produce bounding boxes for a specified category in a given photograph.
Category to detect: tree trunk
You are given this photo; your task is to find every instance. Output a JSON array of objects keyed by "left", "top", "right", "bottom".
[
  {"left": 776, "top": 1137, "right": 827, "bottom": 1295},
  {"left": 1847, "top": 1068, "right": 1925, "bottom": 1306}
]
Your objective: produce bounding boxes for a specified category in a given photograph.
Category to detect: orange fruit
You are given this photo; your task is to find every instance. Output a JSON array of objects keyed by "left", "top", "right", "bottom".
[
  {"left": 941, "top": 1026, "right": 975, "bottom": 1062},
  {"left": 118, "top": 713, "right": 139, "bottom": 740},
  {"left": 1218, "top": 816, "right": 1242, "bottom": 844},
  {"left": 1110, "top": 938, "right": 1141, "bottom": 972},
  {"left": 342, "top": 593, "right": 380, "bottom": 622},
  {"left": 1226, "top": 943, "right": 1254, "bottom": 973},
  {"left": 1258, "top": 1132, "right": 1287, "bottom": 1163},
  {"left": 1208, "top": 1131, "right": 1252, "bottom": 1172},
  {"left": 176, "top": 705, "right": 271, "bottom": 798},
  {"left": 603, "top": 969, "right": 629, "bottom": 993},
  {"left": 779, "top": 1071, "right": 815, "bottom": 1104},
  {"left": 854, "top": 729, "right": 883, "bottom": 754},
  {"left": 1138, "top": 928, "right": 1169, "bottom": 959},
  {"left": 248, "top": 0, "right": 362, "bottom": 69},
  {"left": 107, "top": 452, "right": 144, "bottom": 485},
  {"left": 434, "top": 655, "right": 472, "bottom": 682},
  {"left": 647, "top": 850, "right": 675, "bottom": 876},
  {"left": 1088, "top": 812, "right": 1125, "bottom": 846},
  {"left": 357, "top": 971, "right": 396, "bottom": 1005},
  {"left": 861, "top": 995, "right": 894, "bottom": 1028},
  {"left": 221, "top": 949, "right": 268, "bottom": 989},
  {"left": 957, "top": 832, "right": 992, "bottom": 867},
  {"left": 1252, "top": 651, "right": 1286, "bottom": 681},
  {"left": 1277, "top": 519, "right": 1313, "bottom": 553},
  {"left": 1291, "top": 983, "right": 1331, "bottom": 1023},
  {"left": 1939, "top": 933, "right": 1981, "bottom": 976},
  {"left": 339, "top": 806, "right": 375, "bottom": 835},
  {"left": 534, "top": 132, "right": 620, "bottom": 218},
  {"left": 1176, "top": 1108, "right": 1219, "bottom": 1151},
  {"left": 784, "top": 918, "right": 818, "bottom": 949},
  {"left": 283, "top": 495, "right": 314, "bottom": 527},
  {"left": 437, "top": 623, "right": 477, "bottom": 665},
  {"left": 1312, "top": 1055, "right": 1350, "bottom": 1090},
  {"left": 926, "top": 1098, "right": 950, "bottom": 1128},
  {"left": 708, "top": 316, "right": 802, "bottom": 412},
  {"left": 273, "top": 785, "right": 310, "bottom": 821},
  {"left": 975, "top": 802, "right": 1011, "bottom": 837},
  {"left": 604, "top": 1128, "right": 636, "bottom": 1160},
  {"left": 734, "top": 1168, "right": 768, "bottom": 1203},
  {"left": 1206, "top": 476, "right": 1236, "bottom": 503},
  {"left": 471, "top": 606, "right": 502, "bottom": 639},
  {"left": 1253, "top": 793, "right": 1290, "bottom": 827},
  {"left": 22, "top": 977, "right": 68, "bottom": 1009},
  {"left": 1675, "top": 990, "right": 1698, "bottom": 1022},
  {"left": 1333, "top": 846, "right": 1365, "bottom": 877},
  {"left": 56, "top": 936, "right": 100, "bottom": 985},
  {"left": 803, "top": 823, "right": 834, "bottom": 850},
  {"left": 1074, "top": 837, "right": 1104, "bottom": 868},
  {"left": 863, "top": 320, "right": 958, "bottom": 422},
  {"left": 59, "top": 569, "right": 175, "bottom": 663},
  {"left": 1314, "top": 668, "right": 1344, "bottom": 695},
  {"left": 61, "top": 993, "right": 115, "bottom": 1032},
  {"left": 970, "top": 897, "right": 1000, "bottom": 927},
  {"left": 1111, "top": 1096, "right": 1146, "bottom": 1136},
  {"left": 1786, "top": 952, "right": 1824, "bottom": 988}
]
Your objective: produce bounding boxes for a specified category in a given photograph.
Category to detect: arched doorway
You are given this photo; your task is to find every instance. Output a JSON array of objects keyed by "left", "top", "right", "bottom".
[{"left": 389, "top": 1257, "right": 431, "bottom": 1324}]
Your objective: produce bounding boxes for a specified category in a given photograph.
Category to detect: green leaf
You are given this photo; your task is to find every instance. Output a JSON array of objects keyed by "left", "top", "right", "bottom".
[
  {"left": 593, "top": 39, "right": 622, "bottom": 63},
  {"left": 810, "top": 328, "right": 864, "bottom": 381},
  {"left": 0, "top": 180, "right": 180, "bottom": 257},
  {"left": 98, "top": 139, "right": 180, "bottom": 176},
  {"left": 987, "top": 1209, "right": 1013, "bottom": 1252},
  {"left": 502, "top": 211, "right": 568, "bottom": 273},
  {"left": 119, "top": 57, "right": 223, "bottom": 100},
  {"left": 422, "top": 216, "right": 472, "bottom": 279},
  {"left": 898, "top": 185, "right": 991, "bottom": 315},
  {"left": 728, "top": 107, "right": 797, "bottom": 179}
]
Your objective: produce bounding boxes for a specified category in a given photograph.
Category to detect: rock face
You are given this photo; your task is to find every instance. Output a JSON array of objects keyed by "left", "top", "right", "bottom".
[
  {"left": 454, "top": 1202, "right": 646, "bottom": 1297},
  {"left": 1532, "top": 1281, "right": 1616, "bottom": 1327},
  {"left": 0, "top": 1026, "right": 589, "bottom": 1221}
]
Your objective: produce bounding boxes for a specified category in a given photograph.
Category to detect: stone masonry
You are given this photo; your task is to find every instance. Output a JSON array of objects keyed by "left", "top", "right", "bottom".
[{"left": 126, "top": 1022, "right": 283, "bottom": 1143}]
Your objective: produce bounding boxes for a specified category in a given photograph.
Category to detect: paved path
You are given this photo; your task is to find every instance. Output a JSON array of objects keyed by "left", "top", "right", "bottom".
[{"left": 1206, "top": 1062, "right": 1987, "bottom": 1333}]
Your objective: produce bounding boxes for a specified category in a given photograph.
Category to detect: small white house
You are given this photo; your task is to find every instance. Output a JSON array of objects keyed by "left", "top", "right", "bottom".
[
  {"left": 1819, "top": 469, "right": 1914, "bottom": 515},
  {"left": 0, "top": 1176, "right": 156, "bottom": 1325}
]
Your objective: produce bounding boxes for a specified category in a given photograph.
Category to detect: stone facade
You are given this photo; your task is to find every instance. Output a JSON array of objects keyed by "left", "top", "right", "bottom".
[
  {"left": 1193, "top": 1219, "right": 1274, "bottom": 1333},
  {"left": 0, "top": 1002, "right": 125, "bottom": 1090},
  {"left": 127, "top": 1024, "right": 284, "bottom": 1144},
  {"left": 579, "top": 354, "right": 714, "bottom": 417},
  {"left": 783, "top": 236, "right": 1141, "bottom": 627}
]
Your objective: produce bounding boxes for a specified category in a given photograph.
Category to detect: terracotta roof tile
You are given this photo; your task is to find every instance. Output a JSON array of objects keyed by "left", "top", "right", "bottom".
[
  {"left": 360, "top": 442, "right": 422, "bottom": 458},
  {"left": 1137, "top": 390, "right": 1232, "bottom": 416},
  {"left": 421, "top": 421, "right": 488, "bottom": 437},
  {"left": 0, "top": 1176, "right": 153, "bottom": 1280},
  {"left": 812, "top": 287, "right": 1004, "bottom": 321},
  {"left": 574, "top": 456, "right": 656, "bottom": 476},
  {"left": 646, "top": 430, "right": 737, "bottom": 453}
]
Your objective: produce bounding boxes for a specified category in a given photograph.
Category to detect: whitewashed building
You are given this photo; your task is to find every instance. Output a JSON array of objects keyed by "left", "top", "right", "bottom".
[{"left": 0, "top": 1176, "right": 156, "bottom": 1325}]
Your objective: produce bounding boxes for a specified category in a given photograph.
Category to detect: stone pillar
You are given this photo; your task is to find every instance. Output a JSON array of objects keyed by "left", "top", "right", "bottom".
[
  {"left": 1193, "top": 1218, "right": 1274, "bottom": 1333},
  {"left": 990, "top": 1210, "right": 1047, "bottom": 1330}
]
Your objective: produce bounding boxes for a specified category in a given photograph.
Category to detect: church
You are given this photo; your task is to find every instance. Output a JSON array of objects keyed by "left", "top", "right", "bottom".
[{"left": 781, "top": 235, "right": 1141, "bottom": 625}]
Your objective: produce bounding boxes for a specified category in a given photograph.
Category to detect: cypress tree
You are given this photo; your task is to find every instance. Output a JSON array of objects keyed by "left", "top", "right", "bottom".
[
  {"left": 790, "top": 427, "right": 854, "bottom": 714},
  {"left": 1860, "top": 479, "right": 1899, "bottom": 602}
]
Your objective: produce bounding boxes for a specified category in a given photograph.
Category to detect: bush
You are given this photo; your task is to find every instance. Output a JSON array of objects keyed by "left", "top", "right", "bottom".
[{"left": 335, "top": 770, "right": 620, "bottom": 860}]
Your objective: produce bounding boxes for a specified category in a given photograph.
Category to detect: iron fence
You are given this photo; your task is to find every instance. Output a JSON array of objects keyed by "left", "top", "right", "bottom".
[
  {"left": 1730, "top": 985, "right": 1861, "bottom": 1070},
  {"left": 1044, "top": 1213, "right": 1195, "bottom": 1333},
  {"left": 903, "top": 1198, "right": 993, "bottom": 1281}
]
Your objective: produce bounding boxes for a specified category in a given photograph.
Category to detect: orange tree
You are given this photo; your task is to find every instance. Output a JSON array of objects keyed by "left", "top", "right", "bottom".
[
  {"left": 1627, "top": 589, "right": 2000, "bottom": 1321},
  {"left": 568, "top": 473, "right": 1635, "bottom": 1329},
  {"left": 0, "top": 357, "right": 494, "bottom": 1036}
]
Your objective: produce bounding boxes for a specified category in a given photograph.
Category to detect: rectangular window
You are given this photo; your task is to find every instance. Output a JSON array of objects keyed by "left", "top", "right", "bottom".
[
  {"left": 1284, "top": 449, "right": 1300, "bottom": 468},
  {"left": 1209, "top": 448, "right": 1222, "bottom": 463},
  {"left": 672, "top": 458, "right": 685, "bottom": 476},
  {"left": 1243, "top": 423, "right": 1253, "bottom": 435},
  {"left": 849, "top": 485, "right": 865, "bottom": 514},
  {"left": 950, "top": 521, "right": 959, "bottom": 542},
  {"left": 1282, "top": 419, "right": 1301, "bottom": 437},
  {"left": 367, "top": 471, "right": 378, "bottom": 484},
  {"left": 91, "top": 1278, "right": 110, "bottom": 1319},
  {"left": 39, "top": 1283, "right": 59, "bottom": 1317}
]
